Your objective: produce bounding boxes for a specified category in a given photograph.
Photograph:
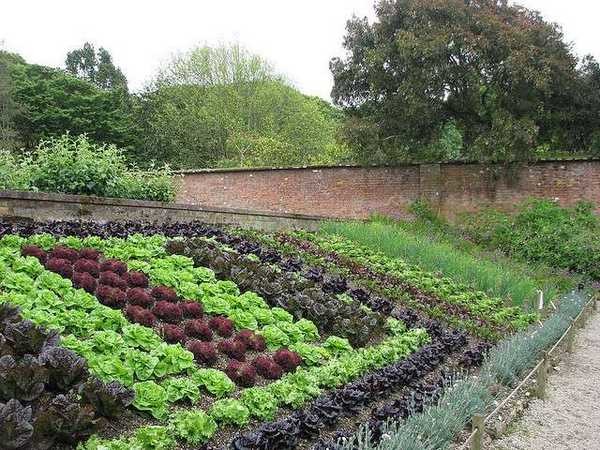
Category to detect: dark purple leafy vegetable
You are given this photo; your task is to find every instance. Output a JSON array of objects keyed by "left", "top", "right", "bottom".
[
  {"left": 0, "top": 399, "right": 34, "bottom": 449},
  {"left": 79, "top": 379, "right": 135, "bottom": 418},
  {"left": 0, "top": 355, "right": 48, "bottom": 402},
  {"left": 39, "top": 347, "right": 88, "bottom": 391}
]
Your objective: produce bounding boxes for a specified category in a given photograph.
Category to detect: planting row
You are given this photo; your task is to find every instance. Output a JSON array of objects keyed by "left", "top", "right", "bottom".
[
  {"left": 0, "top": 303, "right": 132, "bottom": 449},
  {"left": 236, "top": 228, "right": 533, "bottom": 340},
  {"left": 81, "top": 326, "right": 431, "bottom": 449}
]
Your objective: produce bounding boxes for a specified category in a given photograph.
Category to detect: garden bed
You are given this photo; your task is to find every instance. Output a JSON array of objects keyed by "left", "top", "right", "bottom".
[{"left": 0, "top": 219, "right": 575, "bottom": 450}]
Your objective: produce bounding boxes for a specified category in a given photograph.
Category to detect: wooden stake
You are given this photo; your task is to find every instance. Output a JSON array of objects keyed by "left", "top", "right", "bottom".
[
  {"left": 470, "top": 414, "right": 484, "bottom": 450},
  {"left": 538, "top": 290, "right": 544, "bottom": 311},
  {"left": 535, "top": 352, "right": 549, "bottom": 399},
  {"left": 566, "top": 323, "right": 575, "bottom": 353}
]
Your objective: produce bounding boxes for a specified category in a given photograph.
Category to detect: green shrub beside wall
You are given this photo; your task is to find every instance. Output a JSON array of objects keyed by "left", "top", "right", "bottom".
[{"left": 0, "top": 134, "right": 176, "bottom": 202}]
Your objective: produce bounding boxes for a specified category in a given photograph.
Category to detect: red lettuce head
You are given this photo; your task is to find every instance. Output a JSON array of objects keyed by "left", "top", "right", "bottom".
[
  {"left": 186, "top": 340, "right": 217, "bottom": 365},
  {"left": 123, "top": 271, "right": 149, "bottom": 288},
  {"left": 217, "top": 338, "right": 247, "bottom": 361},
  {"left": 151, "top": 286, "right": 178, "bottom": 303},
  {"left": 273, "top": 349, "right": 303, "bottom": 373},
  {"left": 100, "top": 259, "right": 128, "bottom": 275},
  {"left": 99, "top": 271, "right": 128, "bottom": 290},
  {"left": 152, "top": 301, "right": 183, "bottom": 324},
  {"left": 161, "top": 324, "right": 187, "bottom": 344},
  {"left": 184, "top": 320, "right": 213, "bottom": 341},
  {"left": 21, "top": 245, "right": 47, "bottom": 263},
  {"left": 74, "top": 259, "right": 100, "bottom": 277},
  {"left": 78, "top": 248, "right": 100, "bottom": 261},
  {"left": 50, "top": 246, "right": 79, "bottom": 263},
  {"left": 252, "top": 356, "right": 283, "bottom": 380},
  {"left": 182, "top": 301, "right": 203, "bottom": 318},
  {"left": 45, "top": 258, "right": 74, "bottom": 279},
  {"left": 225, "top": 360, "right": 257, "bottom": 387},
  {"left": 126, "top": 288, "right": 153, "bottom": 307},
  {"left": 208, "top": 316, "right": 234, "bottom": 338},
  {"left": 73, "top": 271, "right": 97, "bottom": 294},
  {"left": 125, "top": 305, "right": 156, "bottom": 327}
]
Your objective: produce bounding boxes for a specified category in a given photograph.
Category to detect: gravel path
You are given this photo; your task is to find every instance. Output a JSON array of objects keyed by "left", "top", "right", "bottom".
[{"left": 492, "top": 309, "right": 600, "bottom": 450}]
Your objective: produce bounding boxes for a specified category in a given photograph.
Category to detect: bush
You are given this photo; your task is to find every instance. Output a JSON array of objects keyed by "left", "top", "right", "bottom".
[
  {"left": 460, "top": 199, "right": 600, "bottom": 279},
  {"left": 0, "top": 150, "right": 32, "bottom": 190},
  {"left": 2, "top": 134, "right": 176, "bottom": 201}
]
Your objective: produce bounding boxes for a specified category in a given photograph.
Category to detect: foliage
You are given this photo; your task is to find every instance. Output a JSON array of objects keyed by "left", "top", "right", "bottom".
[
  {"left": 169, "top": 410, "right": 216, "bottom": 445},
  {"left": 459, "top": 199, "right": 600, "bottom": 279},
  {"left": 132, "top": 381, "right": 169, "bottom": 420},
  {"left": 66, "top": 42, "right": 128, "bottom": 91},
  {"left": 3, "top": 134, "right": 176, "bottom": 201},
  {"left": 331, "top": 0, "right": 600, "bottom": 162},
  {"left": 344, "top": 290, "right": 590, "bottom": 450},
  {"left": 209, "top": 398, "right": 251, "bottom": 426},
  {"left": 134, "top": 42, "right": 345, "bottom": 169},
  {"left": 7, "top": 58, "right": 134, "bottom": 150},
  {"left": 320, "top": 219, "right": 552, "bottom": 306}
]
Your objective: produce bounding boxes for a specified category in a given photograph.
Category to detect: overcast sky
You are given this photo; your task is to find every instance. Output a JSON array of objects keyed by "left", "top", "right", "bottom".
[{"left": 1, "top": 0, "right": 598, "bottom": 100}]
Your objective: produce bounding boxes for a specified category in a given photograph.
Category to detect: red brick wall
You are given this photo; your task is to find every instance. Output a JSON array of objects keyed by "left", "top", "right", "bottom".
[{"left": 176, "top": 160, "right": 600, "bottom": 219}]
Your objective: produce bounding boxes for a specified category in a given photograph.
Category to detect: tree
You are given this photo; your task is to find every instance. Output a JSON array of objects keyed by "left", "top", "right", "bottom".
[
  {"left": 331, "top": 0, "right": 597, "bottom": 163},
  {"left": 135, "top": 43, "right": 345, "bottom": 168},
  {"left": 0, "top": 50, "right": 26, "bottom": 151},
  {"left": 9, "top": 62, "right": 135, "bottom": 149},
  {"left": 66, "top": 42, "right": 128, "bottom": 91}
]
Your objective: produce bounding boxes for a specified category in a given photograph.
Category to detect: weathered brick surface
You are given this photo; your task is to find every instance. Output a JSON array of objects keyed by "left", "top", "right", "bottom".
[{"left": 177, "top": 160, "right": 600, "bottom": 219}]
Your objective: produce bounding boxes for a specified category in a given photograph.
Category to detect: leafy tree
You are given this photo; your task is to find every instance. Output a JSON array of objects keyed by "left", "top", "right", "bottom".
[
  {"left": 331, "top": 0, "right": 600, "bottom": 163},
  {"left": 136, "top": 43, "right": 346, "bottom": 168},
  {"left": 66, "top": 42, "right": 128, "bottom": 91},
  {"left": 9, "top": 62, "right": 135, "bottom": 149},
  {"left": 0, "top": 50, "right": 25, "bottom": 150}
]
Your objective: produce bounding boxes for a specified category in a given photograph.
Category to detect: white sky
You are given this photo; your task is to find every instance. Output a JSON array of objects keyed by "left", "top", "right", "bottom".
[{"left": 1, "top": 0, "right": 598, "bottom": 101}]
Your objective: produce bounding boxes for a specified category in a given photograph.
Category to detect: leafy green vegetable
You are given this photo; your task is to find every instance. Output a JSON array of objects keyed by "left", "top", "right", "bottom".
[
  {"left": 161, "top": 377, "right": 200, "bottom": 404},
  {"left": 169, "top": 410, "right": 217, "bottom": 445},
  {"left": 189, "top": 368, "right": 235, "bottom": 398},
  {"left": 323, "top": 336, "right": 353, "bottom": 355},
  {"left": 240, "top": 388, "right": 278, "bottom": 420},
  {"left": 132, "top": 381, "right": 169, "bottom": 420},
  {"left": 209, "top": 399, "right": 250, "bottom": 426},
  {"left": 260, "top": 324, "right": 290, "bottom": 350}
]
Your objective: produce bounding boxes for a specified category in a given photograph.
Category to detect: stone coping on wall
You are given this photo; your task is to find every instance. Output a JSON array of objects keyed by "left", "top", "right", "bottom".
[
  {"left": 174, "top": 157, "right": 600, "bottom": 175},
  {"left": 0, "top": 190, "right": 329, "bottom": 220},
  {"left": 0, "top": 190, "right": 330, "bottom": 232}
]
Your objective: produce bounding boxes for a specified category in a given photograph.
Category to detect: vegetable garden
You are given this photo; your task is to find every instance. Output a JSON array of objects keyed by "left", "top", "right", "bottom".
[{"left": 0, "top": 218, "right": 589, "bottom": 450}]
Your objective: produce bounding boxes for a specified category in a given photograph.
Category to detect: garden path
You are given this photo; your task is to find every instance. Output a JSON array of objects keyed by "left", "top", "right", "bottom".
[{"left": 492, "top": 309, "right": 600, "bottom": 450}]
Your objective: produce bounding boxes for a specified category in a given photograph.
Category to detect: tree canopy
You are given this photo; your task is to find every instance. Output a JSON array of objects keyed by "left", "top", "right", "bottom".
[
  {"left": 331, "top": 0, "right": 600, "bottom": 163},
  {"left": 134, "top": 43, "right": 347, "bottom": 168},
  {"left": 66, "top": 42, "right": 128, "bottom": 91}
]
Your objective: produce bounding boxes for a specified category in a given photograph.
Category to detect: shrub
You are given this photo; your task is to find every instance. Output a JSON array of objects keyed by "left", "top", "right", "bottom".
[
  {"left": 16, "top": 134, "right": 177, "bottom": 202},
  {"left": 0, "top": 150, "right": 32, "bottom": 190}
]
